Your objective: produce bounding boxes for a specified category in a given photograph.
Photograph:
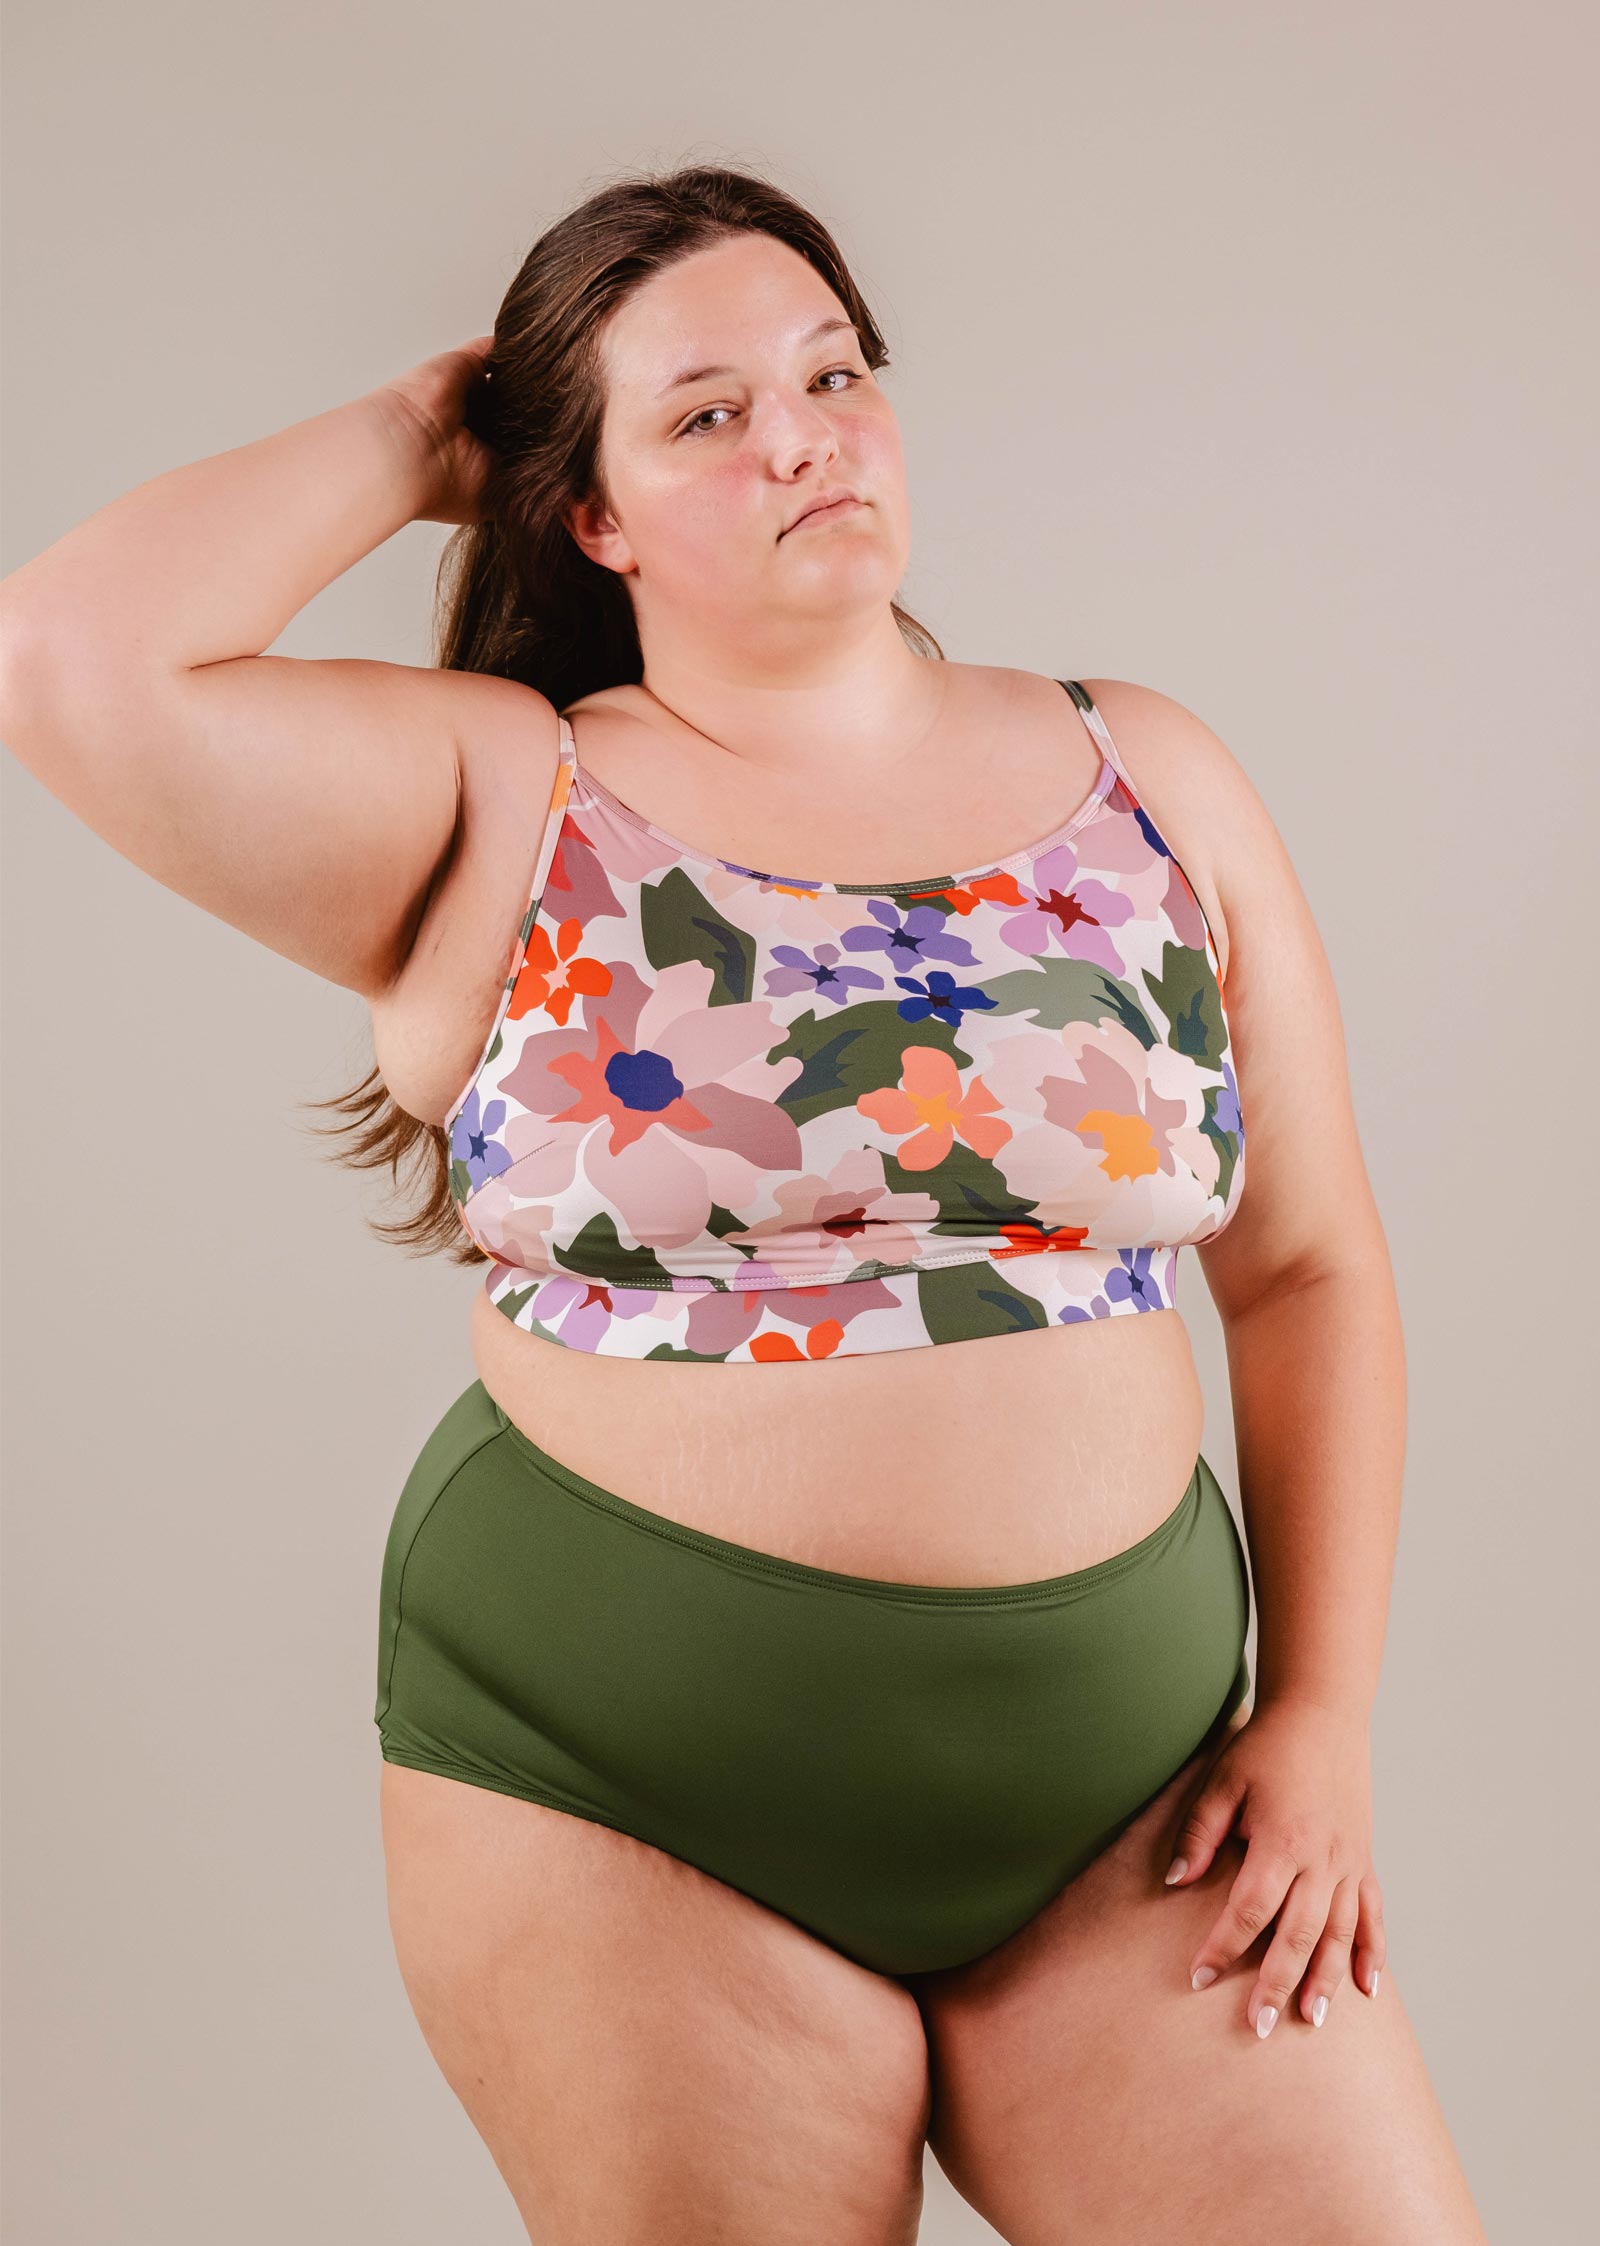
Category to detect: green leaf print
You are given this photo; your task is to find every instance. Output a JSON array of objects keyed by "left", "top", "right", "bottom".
[
  {"left": 768, "top": 1001, "right": 965, "bottom": 1127},
  {"left": 489, "top": 1278, "right": 541, "bottom": 1325},
  {"left": 551, "top": 1211, "right": 680, "bottom": 1287},
  {"left": 638, "top": 868, "right": 759, "bottom": 1003},
  {"left": 704, "top": 1202, "right": 756, "bottom": 1244},
  {"left": 878, "top": 1137, "right": 1041, "bottom": 1238},
  {"left": 920, "top": 1257, "right": 1052, "bottom": 1343},
  {"left": 1201, "top": 1084, "right": 1243, "bottom": 1203},
  {"left": 979, "top": 959, "right": 1147, "bottom": 1035},
  {"left": 1149, "top": 941, "right": 1228, "bottom": 1064}
]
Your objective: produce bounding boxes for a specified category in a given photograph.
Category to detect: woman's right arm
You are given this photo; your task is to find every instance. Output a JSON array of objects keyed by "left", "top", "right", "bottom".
[{"left": 0, "top": 359, "right": 510, "bottom": 1000}]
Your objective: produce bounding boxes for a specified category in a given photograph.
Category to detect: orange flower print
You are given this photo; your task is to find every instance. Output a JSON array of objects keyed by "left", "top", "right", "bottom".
[
  {"left": 1075, "top": 1105, "right": 1162, "bottom": 1182},
  {"left": 990, "top": 1217, "right": 1093, "bottom": 1260},
  {"left": 855, "top": 1045, "right": 1011, "bottom": 1170},
  {"left": 749, "top": 1318, "right": 846, "bottom": 1362},
  {"left": 932, "top": 868, "right": 1034, "bottom": 916},
  {"left": 508, "top": 916, "right": 612, "bottom": 1028}
]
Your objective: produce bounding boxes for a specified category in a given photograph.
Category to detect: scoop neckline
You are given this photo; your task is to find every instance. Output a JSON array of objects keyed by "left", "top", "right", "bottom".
[{"left": 558, "top": 715, "right": 1120, "bottom": 897}]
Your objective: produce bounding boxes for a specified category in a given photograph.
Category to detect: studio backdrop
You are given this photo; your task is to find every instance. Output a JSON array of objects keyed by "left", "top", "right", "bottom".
[{"left": 2, "top": 2, "right": 1593, "bottom": 2239}]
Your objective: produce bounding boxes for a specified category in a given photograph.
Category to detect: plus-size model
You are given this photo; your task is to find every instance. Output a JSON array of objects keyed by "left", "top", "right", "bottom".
[{"left": 1, "top": 163, "right": 1487, "bottom": 2244}]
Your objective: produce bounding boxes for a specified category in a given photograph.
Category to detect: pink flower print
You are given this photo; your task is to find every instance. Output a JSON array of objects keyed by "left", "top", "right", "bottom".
[
  {"left": 1045, "top": 1029, "right": 1190, "bottom": 1185},
  {"left": 518, "top": 1271, "right": 674, "bottom": 1352},
  {"left": 1000, "top": 839, "right": 1137, "bottom": 974},
  {"left": 679, "top": 1282, "right": 773, "bottom": 1357},
  {"left": 731, "top": 1147, "right": 941, "bottom": 1274},
  {"left": 549, "top": 1012, "right": 714, "bottom": 1156},
  {"left": 856, "top": 1045, "right": 1011, "bottom": 1171},
  {"left": 511, "top": 958, "right": 805, "bottom": 1250}
]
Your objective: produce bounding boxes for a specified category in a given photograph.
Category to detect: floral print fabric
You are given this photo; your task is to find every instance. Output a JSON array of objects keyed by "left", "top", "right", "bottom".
[{"left": 445, "top": 679, "right": 1245, "bottom": 1361}]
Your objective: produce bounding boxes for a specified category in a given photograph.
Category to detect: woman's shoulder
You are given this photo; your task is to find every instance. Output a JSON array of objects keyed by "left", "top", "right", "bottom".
[
  {"left": 1071, "top": 677, "right": 1264, "bottom": 984},
  {"left": 369, "top": 673, "right": 566, "bottom": 1124}
]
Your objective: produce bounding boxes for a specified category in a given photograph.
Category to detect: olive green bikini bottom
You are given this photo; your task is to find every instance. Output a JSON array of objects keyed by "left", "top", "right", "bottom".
[{"left": 375, "top": 1379, "right": 1251, "bottom": 1979}]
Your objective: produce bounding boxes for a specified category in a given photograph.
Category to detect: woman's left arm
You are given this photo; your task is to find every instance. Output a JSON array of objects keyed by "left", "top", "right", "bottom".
[
  {"left": 1085, "top": 679, "right": 1403, "bottom": 2040},
  {"left": 1179, "top": 1252, "right": 1402, "bottom": 2033}
]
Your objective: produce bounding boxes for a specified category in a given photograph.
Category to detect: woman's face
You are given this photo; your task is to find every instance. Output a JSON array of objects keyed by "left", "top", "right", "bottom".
[{"left": 574, "top": 232, "right": 910, "bottom": 661}]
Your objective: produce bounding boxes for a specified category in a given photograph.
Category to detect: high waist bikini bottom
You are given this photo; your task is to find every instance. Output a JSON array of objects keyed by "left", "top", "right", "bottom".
[{"left": 375, "top": 1379, "right": 1252, "bottom": 1979}]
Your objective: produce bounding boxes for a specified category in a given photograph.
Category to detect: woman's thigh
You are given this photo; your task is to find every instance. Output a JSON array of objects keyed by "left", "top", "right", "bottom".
[
  {"left": 378, "top": 1762, "right": 931, "bottom": 2246},
  {"left": 907, "top": 1716, "right": 1489, "bottom": 2246}
]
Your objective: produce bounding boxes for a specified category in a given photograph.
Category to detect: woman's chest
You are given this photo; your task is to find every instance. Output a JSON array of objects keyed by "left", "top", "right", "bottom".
[{"left": 446, "top": 762, "right": 1245, "bottom": 1360}]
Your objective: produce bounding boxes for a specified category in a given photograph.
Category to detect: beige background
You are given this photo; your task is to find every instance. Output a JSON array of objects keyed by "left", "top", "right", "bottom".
[{"left": 4, "top": 2, "right": 1594, "bottom": 2238}]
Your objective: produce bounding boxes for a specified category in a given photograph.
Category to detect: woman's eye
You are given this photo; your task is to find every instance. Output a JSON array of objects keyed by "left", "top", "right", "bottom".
[{"left": 676, "top": 367, "right": 863, "bottom": 439}]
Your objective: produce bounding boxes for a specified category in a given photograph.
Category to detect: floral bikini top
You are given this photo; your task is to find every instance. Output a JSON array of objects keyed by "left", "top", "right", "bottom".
[{"left": 444, "top": 678, "right": 1245, "bottom": 1362}]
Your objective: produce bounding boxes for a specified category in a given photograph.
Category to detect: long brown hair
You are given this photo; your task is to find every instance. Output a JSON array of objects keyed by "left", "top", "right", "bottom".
[{"left": 300, "top": 160, "right": 945, "bottom": 1265}]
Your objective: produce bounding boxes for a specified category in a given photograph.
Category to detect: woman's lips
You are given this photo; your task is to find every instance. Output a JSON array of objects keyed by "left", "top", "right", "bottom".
[{"left": 785, "top": 495, "right": 864, "bottom": 533}]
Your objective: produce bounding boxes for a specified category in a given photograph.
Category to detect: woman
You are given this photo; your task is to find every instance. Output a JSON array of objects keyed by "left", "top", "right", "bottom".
[{"left": 0, "top": 165, "right": 1486, "bottom": 2242}]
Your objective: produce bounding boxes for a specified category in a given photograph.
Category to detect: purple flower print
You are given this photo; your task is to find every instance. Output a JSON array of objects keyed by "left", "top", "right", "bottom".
[
  {"left": 1213, "top": 1059, "right": 1243, "bottom": 1141},
  {"left": 450, "top": 1086, "right": 513, "bottom": 1193},
  {"left": 1105, "top": 1246, "right": 1167, "bottom": 1310},
  {"left": 763, "top": 941, "right": 887, "bottom": 1006},
  {"left": 839, "top": 897, "right": 982, "bottom": 970},
  {"left": 892, "top": 967, "right": 1000, "bottom": 1027},
  {"left": 1058, "top": 1246, "right": 1169, "bottom": 1323},
  {"left": 518, "top": 1271, "right": 664, "bottom": 1353}
]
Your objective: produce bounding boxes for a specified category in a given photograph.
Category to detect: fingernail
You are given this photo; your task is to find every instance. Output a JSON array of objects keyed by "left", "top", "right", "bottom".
[
  {"left": 1256, "top": 2004, "right": 1278, "bottom": 2039},
  {"left": 1191, "top": 1965, "right": 1218, "bottom": 1990},
  {"left": 1366, "top": 1966, "right": 1381, "bottom": 1998},
  {"left": 1311, "top": 1994, "right": 1328, "bottom": 2027},
  {"left": 1163, "top": 1857, "right": 1189, "bottom": 1886}
]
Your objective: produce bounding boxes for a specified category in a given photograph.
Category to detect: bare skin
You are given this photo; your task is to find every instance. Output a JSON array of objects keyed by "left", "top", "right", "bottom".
[
  {"left": 0, "top": 225, "right": 1487, "bottom": 2239},
  {"left": 907, "top": 1697, "right": 1490, "bottom": 2244},
  {"left": 378, "top": 1763, "right": 933, "bottom": 2244},
  {"left": 380, "top": 1699, "right": 1486, "bottom": 2244}
]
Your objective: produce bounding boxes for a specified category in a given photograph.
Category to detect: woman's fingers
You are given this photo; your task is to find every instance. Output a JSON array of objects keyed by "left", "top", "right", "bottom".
[
  {"left": 1241, "top": 1871, "right": 1337, "bottom": 2037},
  {"left": 1353, "top": 1870, "right": 1388, "bottom": 1999},
  {"left": 1298, "top": 1872, "right": 1361, "bottom": 2025},
  {"left": 1164, "top": 1751, "right": 1246, "bottom": 1886},
  {"left": 1187, "top": 1836, "right": 1299, "bottom": 2001},
  {"left": 1190, "top": 1860, "right": 1376, "bottom": 2036}
]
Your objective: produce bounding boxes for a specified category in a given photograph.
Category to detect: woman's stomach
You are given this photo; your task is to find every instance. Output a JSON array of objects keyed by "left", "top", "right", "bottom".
[{"left": 470, "top": 1283, "right": 1210, "bottom": 1588}]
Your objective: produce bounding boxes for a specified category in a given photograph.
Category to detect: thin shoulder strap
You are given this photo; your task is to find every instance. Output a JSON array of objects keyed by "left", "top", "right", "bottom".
[
  {"left": 442, "top": 708, "right": 577, "bottom": 1135},
  {"left": 1056, "top": 678, "right": 1139, "bottom": 800},
  {"left": 511, "top": 710, "right": 576, "bottom": 947}
]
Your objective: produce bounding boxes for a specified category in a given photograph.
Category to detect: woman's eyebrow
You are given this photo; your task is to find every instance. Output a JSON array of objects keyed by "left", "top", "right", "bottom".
[{"left": 653, "top": 316, "right": 859, "bottom": 400}]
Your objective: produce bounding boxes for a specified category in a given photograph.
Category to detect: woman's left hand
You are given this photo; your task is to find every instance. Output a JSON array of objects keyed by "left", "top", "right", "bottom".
[{"left": 1163, "top": 1696, "right": 1387, "bottom": 2038}]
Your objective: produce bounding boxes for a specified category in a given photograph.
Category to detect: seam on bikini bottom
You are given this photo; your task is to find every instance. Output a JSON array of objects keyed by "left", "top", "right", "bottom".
[
  {"left": 377, "top": 1420, "right": 506, "bottom": 1722},
  {"left": 376, "top": 1746, "right": 641, "bottom": 1838}
]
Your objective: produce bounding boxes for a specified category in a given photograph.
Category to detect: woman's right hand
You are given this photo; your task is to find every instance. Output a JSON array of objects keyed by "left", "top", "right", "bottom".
[{"left": 373, "top": 334, "right": 499, "bottom": 527}]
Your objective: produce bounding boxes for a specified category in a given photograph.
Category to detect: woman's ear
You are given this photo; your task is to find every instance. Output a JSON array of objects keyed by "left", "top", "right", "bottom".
[{"left": 566, "top": 496, "right": 634, "bottom": 575}]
